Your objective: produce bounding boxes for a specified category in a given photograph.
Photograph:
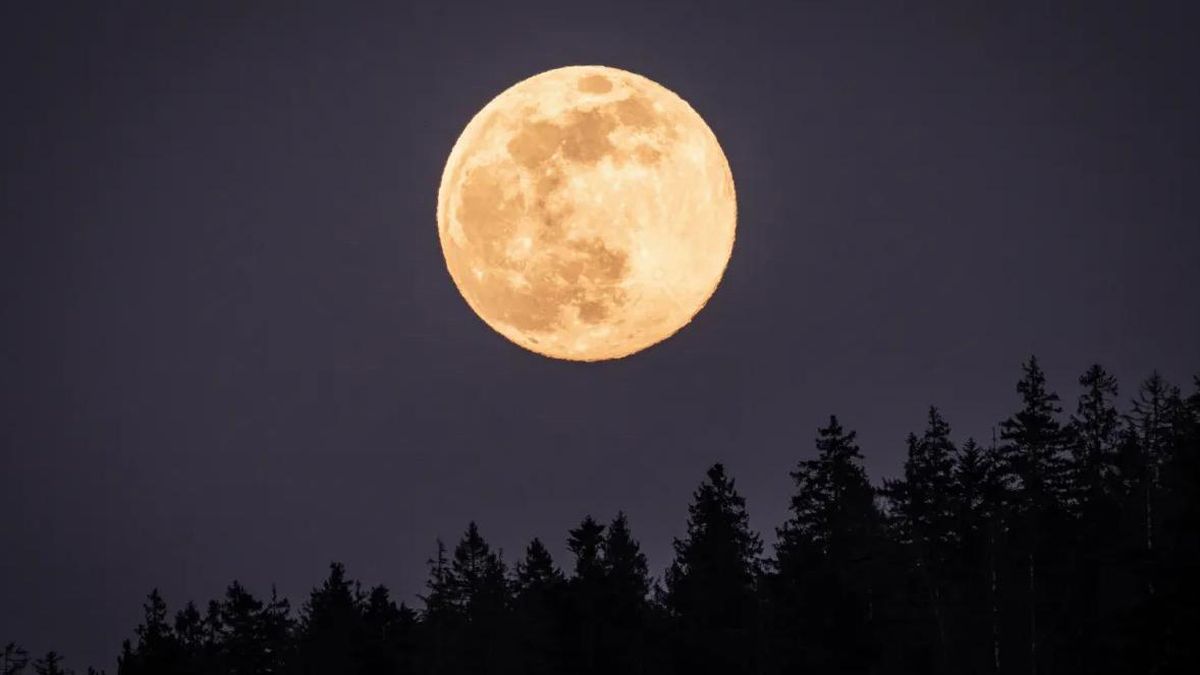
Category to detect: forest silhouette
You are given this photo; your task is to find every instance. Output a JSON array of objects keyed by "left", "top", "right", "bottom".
[{"left": 5, "top": 357, "right": 1198, "bottom": 674}]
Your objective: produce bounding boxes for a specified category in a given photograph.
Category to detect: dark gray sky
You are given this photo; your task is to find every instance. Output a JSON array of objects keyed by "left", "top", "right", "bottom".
[{"left": 2, "top": 1, "right": 1198, "bottom": 669}]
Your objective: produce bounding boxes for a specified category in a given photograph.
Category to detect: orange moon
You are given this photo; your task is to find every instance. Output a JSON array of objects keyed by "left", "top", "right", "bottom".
[{"left": 437, "top": 65, "right": 736, "bottom": 361}]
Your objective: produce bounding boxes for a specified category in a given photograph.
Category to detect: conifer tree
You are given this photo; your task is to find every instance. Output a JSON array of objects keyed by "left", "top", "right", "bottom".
[
  {"left": 3, "top": 644, "right": 29, "bottom": 675},
  {"left": 294, "top": 563, "right": 363, "bottom": 675},
  {"left": 600, "top": 512, "right": 653, "bottom": 674},
  {"left": 1065, "top": 365, "right": 1122, "bottom": 673},
  {"left": 564, "top": 516, "right": 606, "bottom": 674},
  {"left": 443, "top": 522, "right": 511, "bottom": 674},
  {"left": 360, "top": 585, "right": 416, "bottom": 675},
  {"left": 118, "top": 589, "right": 181, "bottom": 675},
  {"left": 948, "top": 437, "right": 1008, "bottom": 673},
  {"left": 512, "top": 538, "right": 564, "bottom": 675},
  {"left": 31, "top": 653, "right": 66, "bottom": 675},
  {"left": 774, "top": 416, "right": 885, "bottom": 673},
  {"left": 883, "top": 407, "right": 958, "bottom": 672},
  {"left": 999, "top": 356, "right": 1071, "bottom": 675},
  {"left": 666, "top": 463, "right": 762, "bottom": 675}
]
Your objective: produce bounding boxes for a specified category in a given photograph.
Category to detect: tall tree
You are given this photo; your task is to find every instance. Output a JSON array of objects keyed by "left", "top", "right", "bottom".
[
  {"left": 118, "top": 589, "right": 181, "bottom": 675},
  {"left": 773, "top": 415, "right": 886, "bottom": 673},
  {"left": 1065, "top": 365, "right": 1122, "bottom": 673},
  {"left": 294, "top": 563, "right": 363, "bottom": 675},
  {"left": 1069, "top": 365, "right": 1121, "bottom": 509},
  {"left": 564, "top": 516, "right": 606, "bottom": 675},
  {"left": 666, "top": 463, "right": 762, "bottom": 675},
  {"left": 31, "top": 653, "right": 66, "bottom": 675},
  {"left": 883, "top": 407, "right": 958, "bottom": 672},
  {"left": 512, "top": 538, "right": 564, "bottom": 675},
  {"left": 950, "top": 437, "right": 1009, "bottom": 674},
  {"left": 3, "top": 644, "right": 30, "bottom": 675},
  {"left": 444, "top": 522, "right": 511, "bottom": 674},
  {"left": 599, "top": 512, "right": 653, "bottom": 674},
  {"left": 360, "top": 585, "right": 416, "bottom": 675},
  {"left": 999, "top": 356, "right": 1071, "bottom": 675}
]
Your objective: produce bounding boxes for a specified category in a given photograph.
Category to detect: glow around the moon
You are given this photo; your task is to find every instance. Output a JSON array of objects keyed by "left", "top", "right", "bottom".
[{"left": 437, "top": 65, "right": 736, "bottom": 361}]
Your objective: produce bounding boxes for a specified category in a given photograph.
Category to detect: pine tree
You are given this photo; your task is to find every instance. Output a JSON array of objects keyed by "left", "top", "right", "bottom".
[
  {"left": 118, "top": 589, "right": 181, "bottom": 675},
  {"left": 515, "top": 538, "right": 563, "bottom": 595},
  {"left": 294, "top": 563, "right": 364, "bottom": 675},
  {"left": 602, "top": 512, "right": 650, "bottom": 608},
  {"left": 1154, "top": 375, "right": 1200, "bottom": 671},
  {"left": 446, "top": 522, "right": 512, "bottom": 674},
  {"left": 950, "top": 437, "right": 1009, "bottom": 674},
  {"left": 1070, "top": 365, "right": 1121, "bottom": 509},
  {"left": 3, "top": 644, "right": 30, "bottom": 675},
  {"left": 999, "top": 356, "right": 1071, "bottom": 675},
  {"left": 773, "top": 416, "right": 885, "bottom": 673},
  {"left": 1124, "top": 373, "right": 1177, "bottom": 573},
  {"left": 217, "top": 581, "right": 264, "bottom": 674},
  {"left": 513, "top": 538, "right": 564, "bottom": 675},
  {"left": 599, "top": 512, "right": 653, "bottom": 674},
  {"left": 360, "top": 585, "right": 416, "bottom": 675},
  {"left": 567, "top": 516, "right": 605, "bottom": 584},
  {"left": 419, "top": 539, "right": 459, "bottom": 674},
  {"left": 564, "top": 516, "right": 606, "bottom": 675},
  {"left": 1065, "top": 365, "right": 1122, "bottom": 673},
  {"left": 31, "top": 653, "right": 67, "bottom": 675},
  {"left": 666, "top": 463, "right": 762, "bottom": 675},
  {"left": 883, "top": 407, "right": 958, "bottom": 672}
]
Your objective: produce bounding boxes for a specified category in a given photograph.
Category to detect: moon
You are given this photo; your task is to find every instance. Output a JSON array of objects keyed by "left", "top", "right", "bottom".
[{"left": 437, "top": 65, "right": 736, "bottom": 361}]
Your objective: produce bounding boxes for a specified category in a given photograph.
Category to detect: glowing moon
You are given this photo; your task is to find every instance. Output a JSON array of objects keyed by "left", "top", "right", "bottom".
[{"left": 437, "top": 65, "right": 736, "bottom": 361}]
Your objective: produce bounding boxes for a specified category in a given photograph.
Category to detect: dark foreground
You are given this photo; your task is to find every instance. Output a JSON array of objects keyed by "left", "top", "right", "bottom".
[{"left": 6, "top": 357, "right": 1198, "bottom": 675}]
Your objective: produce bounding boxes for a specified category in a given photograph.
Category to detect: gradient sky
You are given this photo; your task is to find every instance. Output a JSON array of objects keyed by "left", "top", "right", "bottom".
[{"left": 2, "top": 1, "right": 1198, "bottom": 669}]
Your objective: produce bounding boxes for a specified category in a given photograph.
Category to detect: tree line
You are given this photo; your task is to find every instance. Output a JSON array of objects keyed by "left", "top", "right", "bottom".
[{"left": 6, "top": 357, "right": 1198, "bottom": 674}]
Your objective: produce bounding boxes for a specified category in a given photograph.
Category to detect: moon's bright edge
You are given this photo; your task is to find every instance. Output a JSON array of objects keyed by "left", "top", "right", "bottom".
[{"left": 437, "top": 65, "right": 736, "bottom": 361}]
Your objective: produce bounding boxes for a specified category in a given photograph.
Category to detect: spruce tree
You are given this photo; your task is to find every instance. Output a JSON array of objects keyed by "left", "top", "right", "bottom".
[
  {"left": 999, "top": 356, "right": 1071, "bottom": 675},
  {"left": 1065, "top": 365, "right": 1122, "bottom": 673},
  {"left": 564, "top": 516, "right": 606, "bottom": 674},
  {"left": 31, "top": 653, "right": 66, "bottom": 675},
  {"left": 883, "top": 407, "right": 958, "bottom": 672},
  {"left": 513, "top": 539, "right": 564, "bottom": 675},
  {"left": 360, "top": 585, "right": 415, "bottom": 675},
  {"left": 294, "top": 563, "right": 364, "bottom": 675},
  {"left": 3, "top": 644, "right": 30, "bottom": 675},
  {"left": 118, "top": 589, "right": 181, "bottom": 675},
  {"left": 666, "top": 463, "right": 762, "bottom": 675},
  {"left": 774, "top": 416, "right": 885, "bottom": 673},
  {"left": 600, "top": 512, "right": 653, "bottom": 674},
  {"left": 445, "top": 522, "right": 511, "bottom": 674},
  {"left": 950, "top": 437, "right": 1009, "bottom": 674}
]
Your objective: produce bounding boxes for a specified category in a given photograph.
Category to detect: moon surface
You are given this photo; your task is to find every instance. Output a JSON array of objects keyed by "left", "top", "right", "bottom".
[{"left": 437, "top": 65, "right": 736, "bottom": 361}]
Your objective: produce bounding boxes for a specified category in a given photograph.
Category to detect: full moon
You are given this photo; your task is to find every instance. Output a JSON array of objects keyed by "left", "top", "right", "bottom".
[{"left": 437, "top": 65, "right": 736, "bottom": 361}]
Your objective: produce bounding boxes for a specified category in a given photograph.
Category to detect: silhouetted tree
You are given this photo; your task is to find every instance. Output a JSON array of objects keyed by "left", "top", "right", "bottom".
[
  {"left": 598, "top": 512, "right": 653, "bottom": 674},
  {"left": 512, "top": 538, "right": 564, "bottom": 675},
  {"left": 31, "top": 653, "right": 67, "bottom": 675},
  {"left": 562, "top": 516, "right": 605, "bottom": 674},
  {"left": 3, "top": 644, "right": 30, "bottom": 675},
  {"left": 883, "top": 407, "right": 958, "bottom": 672},
  {"left": 423, "top": 522, "right": 511, "bottom": 675},
  {"left": 360, "top": 585, "right": 416, "bottom": 675},
  {"left": 950, "top": 437, "right": 1009, "bottom": 674},
  {"left": 1064, "top": 365, "right": 1122, "bottom": 673},
  {"left": 294, "top": 563, "right": 363, "bottom": 675},
  {"left": 666, "top": 463, "right": 762, "bottom": 675},
  {"left": 772, "top": 415, "right": 885, "bottom": 673},
  {"left": 58, "top": 359, "right": 1200, "bottom": 675},
  {"left": 418, "top": 540, "right": 458, "bottom": 674},
  {"left": 998, "top": 356, "right": 1071, "bottom": 675},
  {"left": 118, "top": 589, "right": 181, "bottom": 675}
]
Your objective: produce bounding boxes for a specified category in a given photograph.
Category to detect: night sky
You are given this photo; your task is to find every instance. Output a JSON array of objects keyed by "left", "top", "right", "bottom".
[{"left": 3, "top": 1, "right": 1198, "bottom": 669}]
